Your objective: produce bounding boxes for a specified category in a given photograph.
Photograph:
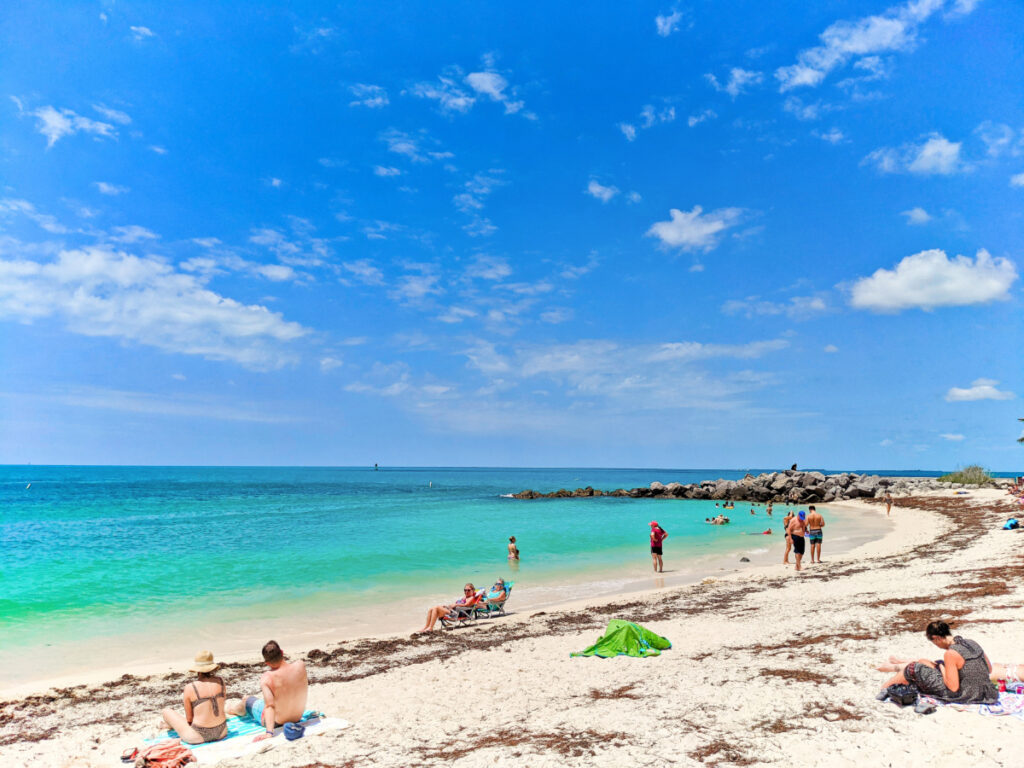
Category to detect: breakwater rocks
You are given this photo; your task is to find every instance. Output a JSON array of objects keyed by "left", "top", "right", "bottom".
[{"left": 511, "top": 470, "right": 1005, "bottom": 504}]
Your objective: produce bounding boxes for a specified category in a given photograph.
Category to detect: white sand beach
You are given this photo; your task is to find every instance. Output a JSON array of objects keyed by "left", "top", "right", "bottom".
[{"left": 3, "top": 488, "right": 1023, "bottom": 767}]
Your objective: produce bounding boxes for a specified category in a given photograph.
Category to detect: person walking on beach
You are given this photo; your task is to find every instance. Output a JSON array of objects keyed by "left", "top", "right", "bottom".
[
  {"left": 806, "top": 505, "right": 824, "bottom": 564},
  {"left": 884, "top": 491, "right": 893, "bottom": 516},
  {"left": 786, "top": 511, "right": 807, "bottom": 571},
  {"left": 782, "top": 509, "right": 794, "bottom": 564},
  {"left": 507, "top": 536, "right": 520, "bottom": 561},
  {"left": 226, "top": 641, "right": 308, "bottom": 741},
  {"left": 649, "top": 521, "right": 668, "bottom": 573}
]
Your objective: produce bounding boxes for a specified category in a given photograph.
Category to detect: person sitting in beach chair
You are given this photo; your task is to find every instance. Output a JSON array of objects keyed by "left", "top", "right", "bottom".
[
  {"left": 875, "top": 621, "right": 998, "bottom": 706},
  {"left": 419, "top": 583, "right": 482, "bottom": 632},
  {"left": 160, "top": 651, "right": 228, "bottom": 744},
  {"left": 475, "top": 578, "right": 513, "bottom": 619}
]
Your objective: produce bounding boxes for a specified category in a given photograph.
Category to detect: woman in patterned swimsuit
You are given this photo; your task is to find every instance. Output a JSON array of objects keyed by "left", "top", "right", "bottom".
[
  {"left": 875, "top": 621, "right": 998, "bottom": 704},
  {"left": 161, "top": 651, "right": 229, "bottom": 743}
]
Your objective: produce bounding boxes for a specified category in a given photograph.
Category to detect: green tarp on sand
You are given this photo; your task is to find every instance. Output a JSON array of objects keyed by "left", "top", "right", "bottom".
[{"left": 571, "top": 619, "right": 671, "bottom": 658}]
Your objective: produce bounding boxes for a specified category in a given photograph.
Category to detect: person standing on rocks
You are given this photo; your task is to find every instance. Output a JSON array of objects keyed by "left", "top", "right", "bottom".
[
  {"left": 806, "top": 505, "right": 824, "bottom": 564},
  {"left": 782, "top": 508, "right": 794, "bottom": 564},
  {"left": 786, "top": 511, "right": 807, "bottom": 571},
  {"left": 649, "top": 521, "right": 668, "bottom": 573}
]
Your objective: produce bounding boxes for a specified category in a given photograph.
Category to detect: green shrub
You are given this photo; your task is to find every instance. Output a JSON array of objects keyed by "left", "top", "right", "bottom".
[{"left": 938, "top": 464, "right": 991, "bottom": 484}]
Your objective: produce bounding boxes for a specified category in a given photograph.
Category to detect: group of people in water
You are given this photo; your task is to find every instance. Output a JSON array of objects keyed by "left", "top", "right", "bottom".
[{"left": 159, "top": 640, "right": 308, "bottom": 745}]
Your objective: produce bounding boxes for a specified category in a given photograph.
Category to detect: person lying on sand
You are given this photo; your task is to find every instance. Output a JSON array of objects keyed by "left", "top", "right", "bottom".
[
  {"left": 419, "top": 583, "right": 481, "bottom": 632},
  {"left": 879, "top": 656, "right": 1024, "bottom": 685},
  {"left": 161, "top": 651, "right": 228, "bottom": 744},
  {"left": 875, "top": 621, "right": 998, "bottom": 705},
  {"left": 226, "top": 640, "right": 308, "bottom": 741}
]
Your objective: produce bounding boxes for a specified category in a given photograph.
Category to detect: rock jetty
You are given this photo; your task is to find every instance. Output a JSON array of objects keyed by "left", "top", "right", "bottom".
[{"left": 511, "top": 470, "right": 1005, "bottom": 504}]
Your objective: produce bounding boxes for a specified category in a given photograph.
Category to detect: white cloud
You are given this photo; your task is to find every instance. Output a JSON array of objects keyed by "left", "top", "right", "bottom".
[
  {"left": 150, "top": 145, "right": 168, "bottom": 155},
  {"left": 774, "top": 0, "right": 967, "bottom": 91},
  {"left": 94, "top": 181, "right": 129, "bottom": 196},
  {"left": 109, "top": 225, "right": 158, "bottom": 244},
  {"left": 171, "top": 373, "right": 186, "bottom": 381},
  {"left": 379, "top": 129, "right": 450, "bottom": 164},
  {"left": 464, "top": 70, "right": 525, "bottom": 115},
  {"left": 849, "top": 248, "right": 1017, "bottom": 311},
  {"left": 320, "top": 356, "right": 343, "bottom": 372},
  {"left": 0, "top": 245, "right": 307, "bottom": 369},
  {"left": 248, "top": 223, "right": 330, "bottom": 267},
  {"left": 824, "top": 344, "right": 839, "bottom": 353},
  {"left": 1011, "top": 173, "right": 1024, "bottom": 187},
  {"left": 814, "top": 127, "right": 845, "bottom": 143},
  {"left": 389, "top": 263, "right": 442, "bottom": 303},
  {"left": 974, "top": 121, "right": 1020, "bottom": 158},
  {"left": 618, "top": 123, "right": 637, "bottom": 141},
  {"left": 437, "top": 306, "right": 478, "bottom": 324},
  {"left": 412, "top": 76, "right": 475, "bottom": 113},
  {"left": 374, "top": 166, "right": 402, "bottom": 177},
  {"left": 540, "top": 308, "right": 573, "bottom": 324},
  {"left": 465, "top": 255, "right": 511, "bottom": 281},
  {"left": 863, "top": 133, "right": 967, "bottom": 175},
  {"left": 619, "top": 103, "right": 674, "bottom": 140},
  {"left": 585, "top": 179, "right": 619, "bottom": 203},
  {"left": 29, "top": 106, "right": 117, "bottom": 148},
  {"left": 722, "top": 295, "right": 827, "bottom": 319},
  {"left": 341, "top": 259, "right": 385, "bottom": 286},
  {"left": 92, "top": 104, "right": 131, "bottom": 125},
  {"left": 688, "top": 109, "right": 717, "bottom": 127},
  {"left": 349, "top": 83, "right": 389, "bottom": 108},
  {"left": 627, "top": 191, "right": 642, "bottom": 203},
  {"left": 880, "top": 438, "right": 894, "bottom": 447},
  {"left": 945, "top": 378, "right": 1015, "bottom": 402},
  {"left": 253, "top": 264, "right": 296, "bottom": 282},
  {"left": 0, "top": 198, "right": 69, "bottom": 234},
  {"left": 706, "top": 68, "right": 764, "bottom": 97},
  {"left": 646, "top": 206, "right": 745, "bottom": 252},
  {"left": 901, "top": 206, "right": 932, "bottom": 224},
  {"left": 655, "top": 9, "right": 684, "bottom": 36},
  {"left": 939, "top": 433, "right": 965, "bottom": 440},
  {"left": 130, "top": 25, "right": 155, "bottom": 41}
]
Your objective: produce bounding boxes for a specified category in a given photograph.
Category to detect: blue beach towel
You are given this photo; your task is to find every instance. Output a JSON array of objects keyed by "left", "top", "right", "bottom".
[{"left": 150, "top": 710, "right": 320, "bottom": 750}]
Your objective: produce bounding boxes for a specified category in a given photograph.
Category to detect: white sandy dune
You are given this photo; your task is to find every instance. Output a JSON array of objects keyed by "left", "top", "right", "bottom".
[{"left": 3, "top": 488, "right": 1023, "bottom": 767}]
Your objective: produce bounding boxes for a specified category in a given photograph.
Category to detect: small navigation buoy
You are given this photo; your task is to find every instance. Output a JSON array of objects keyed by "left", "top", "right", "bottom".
[{"left": 429, "top": 481, "right": 432, "bottom": 488}]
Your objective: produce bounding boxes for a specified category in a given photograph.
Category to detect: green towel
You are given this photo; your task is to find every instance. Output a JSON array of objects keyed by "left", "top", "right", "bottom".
[{"left": 571, "top": 619, "right": 671, "bottom": 658}]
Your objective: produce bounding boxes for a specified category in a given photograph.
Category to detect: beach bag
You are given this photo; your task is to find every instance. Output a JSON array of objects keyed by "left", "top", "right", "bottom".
[
  {"left": 134, "top": 740, "right": 196, "bottom": 768},
  {"left": 885, "top": 683, "right": 918, "bottom": 707}
]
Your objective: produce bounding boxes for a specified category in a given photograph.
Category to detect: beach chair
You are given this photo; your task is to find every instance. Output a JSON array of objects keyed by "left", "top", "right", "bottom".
[
  {"left": 439, "top": 590, "right": 484, "bottom": 629},
  {"left": 475, "top": 581, "right": 514, "bottom": 619}
]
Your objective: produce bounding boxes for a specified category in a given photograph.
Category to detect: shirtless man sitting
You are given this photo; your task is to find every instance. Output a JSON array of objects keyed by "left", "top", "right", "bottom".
[{"left": 226, "top": 640, "right": 308, "bottom": 741}]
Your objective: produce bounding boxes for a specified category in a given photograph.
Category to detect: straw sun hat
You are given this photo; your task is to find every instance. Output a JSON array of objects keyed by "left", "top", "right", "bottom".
[{"left": 189, "top": 650, "right": 220, "bottom": 674}]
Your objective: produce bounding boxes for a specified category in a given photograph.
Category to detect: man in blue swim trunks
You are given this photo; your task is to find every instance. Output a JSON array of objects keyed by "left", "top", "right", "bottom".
[
  {"left": 227, "top": 640, "right": 308, "bottom": 741},
  {"left": 806, "top": 505, "right": 825, "bottom": 564}
]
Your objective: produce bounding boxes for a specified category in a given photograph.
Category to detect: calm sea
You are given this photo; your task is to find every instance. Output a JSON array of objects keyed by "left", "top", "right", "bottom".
[{"left": 0, "top": 465, "right": 977, "bottom": 683}]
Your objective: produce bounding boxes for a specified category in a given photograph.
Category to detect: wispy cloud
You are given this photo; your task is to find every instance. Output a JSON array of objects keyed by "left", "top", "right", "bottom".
[
  {"left": 94, "top": 181, "right": 129, "bottom": 196},
  {"left": 92, "top": 104, "right": 131, "bottom": 125},
  {"left": 655, "top": 9, "right": 685, "bottom": 36},
  {"left": 130, "top": 25, "right": 155, "bottom": 41},
  {"left": 863, "top": 133, "right": 969, "bottom": 175},
  {"left": 349, "top": 83, "right": 389, "bottom": 108},
  {"left": 705, "top": 68, "right": 764, "bottom": 98},
  {"left": 26, "top": 105, "right": 117, "bottom": 148},
  {"left": 585, "top": 179, "right": 619, "bottom": 203},
  {"left": 646, "top": 206, "right": 746, "bottom": 252},
  {"left": 900, "top": 206, "right": 932, "bottom": 224}
]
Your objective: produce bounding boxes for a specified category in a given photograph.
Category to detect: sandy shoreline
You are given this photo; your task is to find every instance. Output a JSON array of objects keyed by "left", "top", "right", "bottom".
[
  {"left": 0, "top": 501, "right": 888, "bottom": 697},
  {"left": 3, "top": 488, "right": 1023, "bottom": 767}
]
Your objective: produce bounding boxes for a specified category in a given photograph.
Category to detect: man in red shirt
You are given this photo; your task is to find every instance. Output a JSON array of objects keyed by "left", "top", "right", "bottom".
[{"left": 649, "top": 521, "right": 668, "bottom": 573}]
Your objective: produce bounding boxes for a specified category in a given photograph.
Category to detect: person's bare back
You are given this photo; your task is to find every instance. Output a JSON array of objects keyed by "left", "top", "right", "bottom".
[{"left": 260, "top": 657, "right": 308, "bottom": 725}]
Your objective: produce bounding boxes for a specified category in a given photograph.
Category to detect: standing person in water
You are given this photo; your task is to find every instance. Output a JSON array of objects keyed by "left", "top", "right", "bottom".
[
  {"left": 782, "top": 508, "right": 794, "bottom": 564},
  {"left": 507, "top": 536, "right": 520, "bottom": 560},
  {"left": 787, "top": 511, "right": 807, "bottom": 571},
  {"left": 806, "top": 505, "right": 825, "bottom": 564},
  {"left": 649, "top": 521, "right": 668, "bottom": 573}
]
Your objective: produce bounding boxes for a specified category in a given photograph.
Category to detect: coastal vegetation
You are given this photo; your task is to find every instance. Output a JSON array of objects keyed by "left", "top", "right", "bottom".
[{"left": 937, "top": 464, "right": 992, "bottom": 485}]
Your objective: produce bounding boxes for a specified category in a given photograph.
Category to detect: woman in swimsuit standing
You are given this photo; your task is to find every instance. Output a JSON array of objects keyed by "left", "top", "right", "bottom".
[
  {"left": 507, "top": 536, "right": 520, "bottom": 560},
  {"left": 161, "top": 651, "right": 228, "bottom": 744},
  {"left": 782, "top": 509, "right": 794, "bottom": 564}
]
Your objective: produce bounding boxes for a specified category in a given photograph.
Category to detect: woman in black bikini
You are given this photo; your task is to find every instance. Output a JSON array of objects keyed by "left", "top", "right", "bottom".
[{"left": 161, "top": 650, "right": 228, "bottom": 744}]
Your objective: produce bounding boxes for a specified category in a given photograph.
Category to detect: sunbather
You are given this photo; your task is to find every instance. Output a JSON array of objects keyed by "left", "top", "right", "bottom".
[
  {"left": 160, "top": 651, "right": 228, "bottom": 744},
  {"left": 225, "top": 640, "right": 308, "bottom": 742},
  {"left": 875, "top": 621, "right": 998, "bottom": 704},
  {"left": 419, "top": 583, "right": 480, "bottom": 632},
  {"left": 878, "top": 657, "right": 1024, "bottom": 684}
]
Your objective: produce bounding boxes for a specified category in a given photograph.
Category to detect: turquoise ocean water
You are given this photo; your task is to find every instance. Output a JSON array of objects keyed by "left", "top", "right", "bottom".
[{"left": 0, "top": 465, "right": 965, "bottom": 683}]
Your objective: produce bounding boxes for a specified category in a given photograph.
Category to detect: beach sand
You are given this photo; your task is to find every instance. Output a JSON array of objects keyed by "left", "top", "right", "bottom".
[{"left": 3, "top": 488, "right": 1022, "bottom": 767}]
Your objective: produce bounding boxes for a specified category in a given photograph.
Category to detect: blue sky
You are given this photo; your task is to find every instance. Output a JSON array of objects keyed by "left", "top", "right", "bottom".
[{"left": 1, "top": 0, "right": 1021, "bottom": 469}]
